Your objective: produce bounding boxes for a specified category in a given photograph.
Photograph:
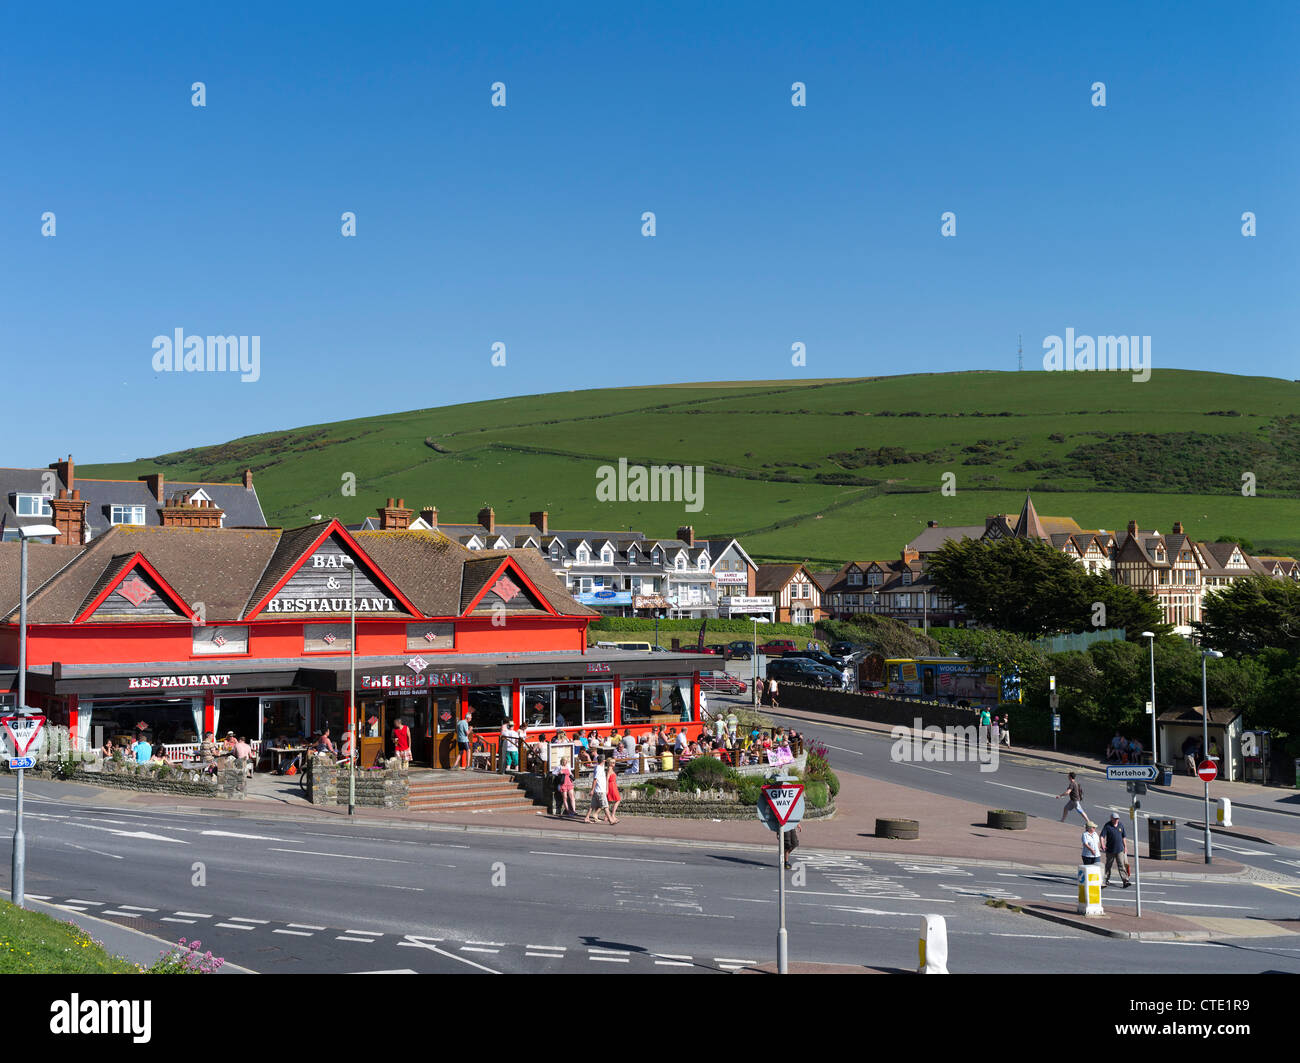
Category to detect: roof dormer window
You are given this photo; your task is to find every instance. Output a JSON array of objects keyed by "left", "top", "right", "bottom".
[
  {"left": 576, "top": 548, "right": 589, "bottom": 564},
  {"left": 14, "top": 494, "right": 52, "bottom": 518}
]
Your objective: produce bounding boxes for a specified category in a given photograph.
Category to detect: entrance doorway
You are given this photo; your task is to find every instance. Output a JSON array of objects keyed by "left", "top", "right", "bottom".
[
  {"left": 431, "top": 692, "right": 462, "bottom": 769},
  {"left": 354, "top": 695, "right": 434, "bottom": 766}
]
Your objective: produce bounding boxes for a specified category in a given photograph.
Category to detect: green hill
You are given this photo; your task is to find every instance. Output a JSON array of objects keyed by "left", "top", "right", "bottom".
[{"left": 80, "top": 370, "right": 1300, "bottom": 563}]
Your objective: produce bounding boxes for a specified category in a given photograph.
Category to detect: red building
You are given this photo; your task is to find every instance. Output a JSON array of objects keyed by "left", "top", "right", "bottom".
[{"left": 0, "top": 519, "right": 703, "bottom": 766}]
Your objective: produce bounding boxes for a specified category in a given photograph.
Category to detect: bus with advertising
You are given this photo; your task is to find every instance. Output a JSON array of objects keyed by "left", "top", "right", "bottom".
[{"left": 871, "top": 657, "right": 1017, "bottom": 709}]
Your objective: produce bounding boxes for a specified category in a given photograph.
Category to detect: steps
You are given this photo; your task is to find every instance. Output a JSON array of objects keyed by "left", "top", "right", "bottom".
[{"left": 406, "top": 771, "right": 538, "bottom": 814}]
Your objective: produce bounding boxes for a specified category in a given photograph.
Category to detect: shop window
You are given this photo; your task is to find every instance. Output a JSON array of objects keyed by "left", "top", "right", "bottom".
[
  {"left": 215, "top": 697, "right": 260, "bottom": 743},
  {"left": 407, "top": 623, "right": 453, "bottom": 651},
  {"left": 584, "top": 683, "right": 613, "bottom": 726},
  {"left": 619, "top": 677, "right": 691, "bottom": 726},
  {"left": 522, "top": 685, "right": 555, "bottom": 731},
  {"left": 192, "top": 625, "right": 248, "bottom": 655},
  {"left": 305, "top": 623, "right": 353, "bottom": 653},
  {"left": 315, "top": 695, "right": 347, "bottom": 742},
  {"left": 467, "top": 686, "right": 511, "bottom": 732}
]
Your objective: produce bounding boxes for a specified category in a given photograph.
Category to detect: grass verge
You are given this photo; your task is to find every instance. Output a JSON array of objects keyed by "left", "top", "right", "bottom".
[{"left": 0, "top": 900, "right": 139, "bottom": 974}]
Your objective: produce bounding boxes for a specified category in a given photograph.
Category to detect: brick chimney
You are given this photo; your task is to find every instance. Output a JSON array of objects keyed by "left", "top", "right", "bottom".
[
  {"left": 160, "top": 493, "right": 224, "bottom": 528},
  {"left": 243, "top": 468, "right": 254, "bottom": 490},
  {"left": 677, "top": 525, "right": 694, "bottom": 547},
  {"left": 49, "top": 489, "right": 87, "bottom": 545},
  {"left": 420, "top": 506, "right": 438, "bottom": 529},
  {"left": 530, "top": 510, "right": 548, "bottom": 535},
  {"left": 478, "top": 506, "right": 495, "bottom": 534},
  {"left": 927, "top": 520, "right": 939, "bottom": 528},
  {"left": 1172, "top": 521, "right": 1184, "bottom": 535},
  {"left": 48, "top": 456, "right": 74, "bottom": 492},
  {"left": 377, "top": 498, "right": 413, "bottom": 531},
  {"left": 139, "top": 473, "right": 165, "bottom": 503},
  {"left": 1127, "top": 520, "right": 1139, "bottom": 535},
  {"left": 901, "top": 547, "right": 920, "bottom": 564}
]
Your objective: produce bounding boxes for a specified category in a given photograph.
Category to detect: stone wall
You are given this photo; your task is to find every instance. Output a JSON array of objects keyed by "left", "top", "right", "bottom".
[
  {"left": 777, "top": 684, "right": 981, "bottom": 731},
  {"left": 36, "top": 759, "right": 247, "bottom": 798},
  {"left": 308, "top": 759, "right": 410, "bottom": 809},
  {"left": 618, "top": 788, "right": 837, "bottom": 820}
]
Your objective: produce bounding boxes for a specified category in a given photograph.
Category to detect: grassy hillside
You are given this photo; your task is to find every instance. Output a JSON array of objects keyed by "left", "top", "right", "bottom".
[{"left": 81, "top": 370, "right": 1300, "bottom": 561}]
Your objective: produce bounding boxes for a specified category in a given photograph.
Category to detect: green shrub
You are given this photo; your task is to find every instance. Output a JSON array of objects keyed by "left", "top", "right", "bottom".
[
  {"left": 803, "top": 780, "right": 830, "bottom": 809},
  {"left": 677, "top": 755, "right": 739, "bottom": 792},
  {"left": 736, "top": 776, "right": 764, "bottom": 806}
]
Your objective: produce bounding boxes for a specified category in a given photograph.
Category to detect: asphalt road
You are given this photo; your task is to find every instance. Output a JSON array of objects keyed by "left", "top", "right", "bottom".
[{"left": 2, "top": 779, "right": 1299, "bottom": 975}]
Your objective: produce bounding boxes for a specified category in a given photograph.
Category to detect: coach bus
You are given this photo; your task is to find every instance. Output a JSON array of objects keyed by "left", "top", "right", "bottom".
[{"left": 876, "top": 657, "right": 1017, "bottom": 709}]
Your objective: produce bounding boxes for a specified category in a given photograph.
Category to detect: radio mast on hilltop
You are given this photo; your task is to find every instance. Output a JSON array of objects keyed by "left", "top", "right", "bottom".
[{"left": 1017, "top": 334, "right": 1023, "bottom": 371}]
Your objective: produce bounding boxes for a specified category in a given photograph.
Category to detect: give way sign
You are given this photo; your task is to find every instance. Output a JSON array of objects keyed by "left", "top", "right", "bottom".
[
  {"left": 1, "top": 715, "right": 46, "bottom": 758},
  {"left": 761, "top": 783, "right": 805, "bottom": 827}
]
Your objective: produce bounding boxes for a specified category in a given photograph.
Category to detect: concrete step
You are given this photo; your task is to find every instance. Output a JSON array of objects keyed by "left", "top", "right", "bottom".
[{"left": 408, "top": 794, "right": 537, "bottom": 812}]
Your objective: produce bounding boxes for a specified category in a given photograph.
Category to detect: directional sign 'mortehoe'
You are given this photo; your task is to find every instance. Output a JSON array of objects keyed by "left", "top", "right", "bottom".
[
  {"left": 1105, "top": 764, "right": 1159, "bottom": 782},
  {"left": 1197, "top": 760, "right": 1218, "bottom": 783}
]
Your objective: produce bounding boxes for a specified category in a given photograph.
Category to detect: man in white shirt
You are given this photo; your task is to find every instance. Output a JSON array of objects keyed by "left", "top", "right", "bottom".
[{"left": 584, "top": 759, "right": 611, "bottom": 823}]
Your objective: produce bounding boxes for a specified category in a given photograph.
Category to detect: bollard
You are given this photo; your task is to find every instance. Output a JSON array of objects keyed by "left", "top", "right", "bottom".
[
  {"left": 1216, "top": 797, "right": 1232, "bottom": 827},
  {"left": 1077, "top": 865, "right": 1103, "bottom": 915},
  {"left": 918, "top": 915, "right": 948, "bottom": 974}
]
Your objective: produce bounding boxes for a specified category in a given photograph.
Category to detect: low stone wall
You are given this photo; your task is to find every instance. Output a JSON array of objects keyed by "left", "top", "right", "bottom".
[
  {"left": 618, "top": 788, "right": 837, "bottom": 820},
  {"left": 31, "top": 759, "right": 247, "bottom": 798},
  {"left": 308, "top": 759, "right": 410, "bottom": 809},
  {"left": 777, "top": 684, "right": 981, "bottom": 731}
]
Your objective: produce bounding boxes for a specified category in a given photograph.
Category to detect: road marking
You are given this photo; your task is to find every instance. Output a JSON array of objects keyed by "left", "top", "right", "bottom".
[
  {"left": 63, "top": 841, "right": 124, "bottom": 860},
  {"left": 288, "top": 923, "right": 326, "bottom": 930},
  {"left": 161, "top": 917, "right": 196, "bottom": 924},
  {"left": 175, "top": 911, "right": 213, "bottom": 918},
  {"left": 228, "top": 917, "right": 269, "bottom": 924},
  {"left": 118, "top": 905, "right": 159, "bottom": 912},
  {"left": 59, "top": 905, "right": 87, "bottom": 911},
  {"left": 461, "top": 947, "right": 500, "bottom": 954},
  {"left": 101, "top": 910, "right": 138, "bottom": 917},
  {"left": 337, "top": 936, "right": 376, "bottom": 943},
  {"left": 899, "top": 763, "right": 952, "bottom": 775},
  {"left": 715, "top": 957, "right": 757, "bottom": 964},
  {"left": 355, "top": 969, "right": 418, "bottom": 974},
  {"left": 793, "top": 890, "right": 951, "bottom": 902},
  {"left": 346, "top": 930, "right": 383, "bottom": 937},
  {"left": 25, "top": 894, "right": 51, "bottom": 900},
  {"left": 528, "top": 851, "right": 686, "bottom": 865},
  {"left": 267, "top": 848, "right": 408, "bottom": 863},
  {"left": 820, "top": 744, "right": 863, "bottom": 756},
  {"left": 375, "top": 884, "right": 425, "bottom": 891},
  {"left": 590, "top": 956, "right": 629, "bottom": 963},
  {"left": 527, "top": 952, "right": 564, "bottom": 959},
  {"left": 64, "top": 899, "right": 104, "bottom": 906},
  {"left": 653, "top": 953, "right": 692, "bottom": 960},
  {"left": 989, "top": 933, "right": 1070, "bottom": 939},
  {"left": 398, "top": 936, "right": 500, "bottom": 973},
  {"left": 400, "top": 935, "right": 445, "bottom": 944},
  {"left": 216, "top": 922, "right": 256, "bottom": 930},
  {"left": 273, "top": 929, "right": 313, "bottom": 937},
  {"left": 986, "top": 781, "right": 1056, "bottom": 798},
  {"left": 527, "top": 944, "right": 566, "bottom": 951},
  {"left": 655, "top": 960, "right": 693, "bottom": 967},
  {"left": 1039, "top": 894, "right": 1256, "bottom": 910},
  {"left": 588, "top": 947, "right": 630, "bottom": 955},
  {"left": 200, "top": 830, "right": 283, "bottom": 841}
]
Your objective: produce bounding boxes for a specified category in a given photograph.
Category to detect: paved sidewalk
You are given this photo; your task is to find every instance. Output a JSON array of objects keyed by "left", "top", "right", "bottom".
[{"left": 1017, "top": 899, "right": 1300, "bottom": 942}]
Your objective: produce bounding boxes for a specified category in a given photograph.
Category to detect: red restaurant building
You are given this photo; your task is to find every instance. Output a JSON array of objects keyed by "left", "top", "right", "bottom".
[{"left": 0, "top": 520, "right": 704, "bottom": 766}]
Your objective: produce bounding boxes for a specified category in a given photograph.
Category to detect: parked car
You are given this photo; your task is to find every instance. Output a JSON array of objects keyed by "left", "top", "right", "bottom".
[
  {"left": 699, "top": 670, "right": 747, "bottom": 695},
  {"left": 726, "top": 640, "right": 756, "bottom": 659},
  {"left": 784, "top": 649, "right": 849, "bottom": 672},
  {"left": 765, "top": 657, "right": 840, "bottom": 688},
  {"left": 830, "top": 641, "right": 861, "bottom": 659},
  {"left": 758, "top": 638, "right": 798, "bottom": 656},
  {"left": 678, "top": 644, "right": 721, "bottom": 655}
]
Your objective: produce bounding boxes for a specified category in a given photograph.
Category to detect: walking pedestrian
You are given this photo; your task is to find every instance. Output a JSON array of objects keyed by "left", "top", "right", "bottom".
[
  {"left": 1100, "top": 811, "right": 1132, "bottom": 887},
  {"left": 1182, "top": 735, "right": 1200, "bottom": 776},
  {"left": 783, "top": 823, "right": 800, "bottom": 869},
  {"left": 1057, "top": 772, "right": 1087, "bottom": 823},
  {"left": 583, "top": 757, "right": 612, "bottom": 824},
  {"left": 392, "top": 717, "right": 412, "bottom": 770},
  {"left": 500, "top": 719, "right": 519, "bottom": 771},
  {"left": 978, "top": 706, "right": 992, "bottom": 746},
  {"left": 1081, "top": 821, "right": 1101, "bottom": 865},
  {"left": 1000, "top": 714, "right": 1011, "bottom": 747},
  {"left": 556, "top": 756, "right": 576, "bottom": 816},
  {"left": 456, "top": 710, "right": 473, "bottom": 770},
  {"left": 726, "top": 709, "right": 738, "bottom": 742},
  {"left": 841, "top": 665, "right": 852, "bottom": 691},
  {"left": 989, "top": 715, "right": 1001, "bottom": 748},
  {"left": 604, "top": 757, "right": 621, "bottom": 824},
  {"left": 768, "top": 677, "right": 780, "bottom": 708}
]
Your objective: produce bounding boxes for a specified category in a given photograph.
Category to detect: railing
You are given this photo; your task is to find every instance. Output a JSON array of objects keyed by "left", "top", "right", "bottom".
[{"left": 161, "top": 743, "right": 200, "bottom": 763}]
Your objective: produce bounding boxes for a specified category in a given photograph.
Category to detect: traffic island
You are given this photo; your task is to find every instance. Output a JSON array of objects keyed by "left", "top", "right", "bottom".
[{"left": 1009, "top": 900, "right": 1218, "bottom": 941}]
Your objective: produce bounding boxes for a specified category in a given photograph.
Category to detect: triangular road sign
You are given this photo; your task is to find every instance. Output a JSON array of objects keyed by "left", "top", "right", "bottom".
[
  {"left": 762, "top": 783, "right": 805, "bottom": 827},
  {"left": 1, "top": 715, "right": 46, "bottom": 757}
]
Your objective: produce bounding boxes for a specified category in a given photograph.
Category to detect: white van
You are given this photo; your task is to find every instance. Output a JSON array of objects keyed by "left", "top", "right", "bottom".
[{"left": 595, "top": 640, "right": 653, "bottom": 652}]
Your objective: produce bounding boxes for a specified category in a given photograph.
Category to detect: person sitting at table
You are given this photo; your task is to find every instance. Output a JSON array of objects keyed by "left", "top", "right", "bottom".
[
  {"left": 101, "top": 738, "right": 115, "bottom": 759},
  {"left": 576, "top": 746, "right": 594, "bottom": 769},
  {"left": 316, "top": 729, "right": 336, "bottom": 756}
]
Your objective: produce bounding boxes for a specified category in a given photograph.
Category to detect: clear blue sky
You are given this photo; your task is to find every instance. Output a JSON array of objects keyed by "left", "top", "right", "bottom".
[{"left": 1, "top": 1, "right": 1295, "bottom": 465}]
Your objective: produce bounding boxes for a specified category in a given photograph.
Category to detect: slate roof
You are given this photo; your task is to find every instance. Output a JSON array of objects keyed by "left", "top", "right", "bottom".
[{"left": 904, "top": 525, "right": 986, "bottom": 554}]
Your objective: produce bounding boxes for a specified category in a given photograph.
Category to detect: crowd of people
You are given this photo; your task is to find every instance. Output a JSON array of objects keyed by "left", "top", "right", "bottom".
[{"left": 1104, "top": 731, "right": 1146, "bottom": 764}]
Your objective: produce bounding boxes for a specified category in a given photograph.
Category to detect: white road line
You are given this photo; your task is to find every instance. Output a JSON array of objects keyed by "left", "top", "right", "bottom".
[
  {"left": 337, "top": 936, "right": 376, "bottom": 943},
  {"left": 288, "top": 923, "right": 326, "bottom": 930},
  {"left": 200, "top": 830, "right": 283, "bottom": 841},
  {"left": 228, "top": 917, "right": 269, "bottom": 924},
  {"left": 526, "top": 944, "right": 566, "bottom": 951},
  {"left": 590, "top": 956, "right": 629, "bottom": 963},
  {"left": 653, "top": 953, "right": 692, "bottom": 960},
  {"left": 118, "top": 905, "right": 159, "bottom": 912},
  {"left": 655, "top": 960, "right": 693, "bottom": 967},
  {"left": 273, "top": 929, "right": 314, "bottom": 937},
  {"left": 175, "top": 911, "right": 213, "bottom": 918},
  {"left": 1039, "top": 894, "right": 1256, "bottom": 910},
  {"left": 527, "top": 953, "right": 564, "bottom": 959},
  {"left": 460, "top": 947, "right": 500, "bottom": 954},
  {"left": 59, "top": 905, "right": 87, "bottom": 911},
  {"left": 347, "top": 930, "right": 383, "bottom": 937},
  {"left": 792, "top": 890, "right": 950, "bottom": 902},
  {"left": 267, "top": 848, "right": 408, "bottom": 863},
  {"left": 25, "top": 894, "right": 52, "bottom": 900},
  {"left": 63, "top": 841, "right": 124, "bottom": 861},
  {"left": 989, "top": 933, "right": 1070, "bottom": 939},
  {"left": 161, "top": 918, "right": 196, "bottom": 924},
  {"left": 900, "top": 763, "right": 952, "bottom": 775},
  {"left": 715, "top": 957, "right": 757, "bottom": 964},
  {"left": 101, "top": 910, "right": 138, "bottom": 917},
  {"left": 375, "top": 884, "right": 425, "bottom": 891},
  {"left": 354, "top": 969, "right": 418, "bottom": 974},
  {"left": 588, "top": 947, "right": 630, "bottom": 955},
  {"left": 65, "top": 899, "right": 104, "bottom": 906},
  {"left": 820, "top": 744, "right": 863, "bottom": 755},
  {"left": 528, "top": 851, "right": 686, "bottom": 865},
  {"left": 986, "top": 781, "right": 1056, "bottom": 798},
  {"left": 216, "top": 922, "right": 255, "bottom": 930},
  {"left": 397, "top": 937, "right": 500, "bottom": 973}
]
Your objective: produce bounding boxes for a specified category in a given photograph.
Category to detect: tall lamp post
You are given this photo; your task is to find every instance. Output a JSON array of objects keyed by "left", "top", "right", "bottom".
[
  {"left": 1141, "top": 631, "right": 1156, "bottom": 761},
  {"left": 10, "top": 522, "right": 61, "bottom": 908},
  {"left": 342, "top": 557, "right": 357, "bottom": 816},
  {"left": 1200, "top": 648, "right": 1222, "bottom": 864},
  {"left": 752, "top": 616, "right": 769, "bottom": 706}
]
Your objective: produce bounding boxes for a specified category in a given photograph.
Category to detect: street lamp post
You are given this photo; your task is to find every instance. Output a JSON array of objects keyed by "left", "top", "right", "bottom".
[
  {"left": 1142, "top": 631, "right": 1156, "bottom": 761},
  {"left": 752, "top": 615, "right": 770, "bottom": 706},
  {"left": 10, "top": 523, "right": 60, "bottom": 908},
  {"left": 343, "top": 558, "right": 357, "bottom": 816},
  {"left": 1200, "top": 649, "right": 1222, "bottom": 864}
]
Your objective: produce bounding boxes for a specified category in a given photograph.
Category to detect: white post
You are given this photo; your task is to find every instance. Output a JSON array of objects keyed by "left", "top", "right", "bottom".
[
  {"left": 777, "top": 824, "right": 788, "bottom": 974},
  {"left": 1216, "top": 797, "right": 1232, "bottom": 827},
  {"left": 1131, "top": 805, "right": 1141, "bottom": 919},
  {"left": 918, "top": 915, "right": 948, "bottom": 973},
  {"left": 1077, "top": 864, "right": 1103, "bottom": 915}
]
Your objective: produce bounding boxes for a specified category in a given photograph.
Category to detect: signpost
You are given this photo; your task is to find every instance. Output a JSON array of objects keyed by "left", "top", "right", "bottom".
[
  {"left": 2, "top": 713, "right": 46, "bottom": 909},
  {"left": 1106, "top": 764, "right": 1158, "bottom": 782},
  {"left": 759, "top": 778, "right": 805, "bottom": 974},
  {"left": 1198, "top": 759, "right": 1217, "bottom": 864}
]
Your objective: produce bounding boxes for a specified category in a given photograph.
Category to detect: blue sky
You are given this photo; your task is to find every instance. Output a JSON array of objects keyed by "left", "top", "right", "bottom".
[{"left": 1, "top": 1, "right": 1295, "bottom": 465}]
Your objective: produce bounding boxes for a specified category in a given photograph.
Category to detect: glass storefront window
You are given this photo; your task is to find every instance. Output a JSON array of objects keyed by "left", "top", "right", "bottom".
[
  {"left": 620, "top": 677, "right": 690, "bottom": 726},
  {"left": 555, "top": 685, "right": 582, "bottom": 729},
  {"left": 522, "top": 686, "right": 554, "bottom": 730},
  {"left": 467, "top": 686, "right": 510, "bottom": 731},
  {"left": 584, "top": 683, "right": 612, "bottom": 726},
  {"left": 86, "top": 698, "right": 203, "bottom": 746}
]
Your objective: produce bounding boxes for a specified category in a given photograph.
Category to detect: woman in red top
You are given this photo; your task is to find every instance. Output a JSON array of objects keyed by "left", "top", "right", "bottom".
[
  {"left": 393, "top": 719, "right": 412, "bottom": 769},
  {"left": 605, "top": 756, "right": 621, "bottom": 824}
]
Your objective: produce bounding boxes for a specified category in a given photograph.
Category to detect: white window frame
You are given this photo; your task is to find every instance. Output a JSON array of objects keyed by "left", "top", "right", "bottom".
[
  {"left": 15, "top": 494, "right": 52, "bottom": 518},
  {"left": 111, "top": 504, "right": 147, "bottom": 526}
]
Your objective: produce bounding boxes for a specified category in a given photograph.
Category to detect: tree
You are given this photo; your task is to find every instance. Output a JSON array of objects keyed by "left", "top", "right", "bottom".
[{"left": 1197, "top": 575, "right": 1300, "bottom": 658}]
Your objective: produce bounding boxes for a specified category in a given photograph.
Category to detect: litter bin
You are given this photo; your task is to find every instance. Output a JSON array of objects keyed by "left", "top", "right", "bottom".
[
  {"left": 1157, "top": 763, "right": 1173, "bottom": 787},
  {"left": 1148, "top": 817, "right": 1177, "bottom": 860}
]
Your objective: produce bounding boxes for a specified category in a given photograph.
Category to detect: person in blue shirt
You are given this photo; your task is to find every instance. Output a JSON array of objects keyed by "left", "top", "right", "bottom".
[{"left": 133, "top": 738, "right": 153, "bottom": 764}]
